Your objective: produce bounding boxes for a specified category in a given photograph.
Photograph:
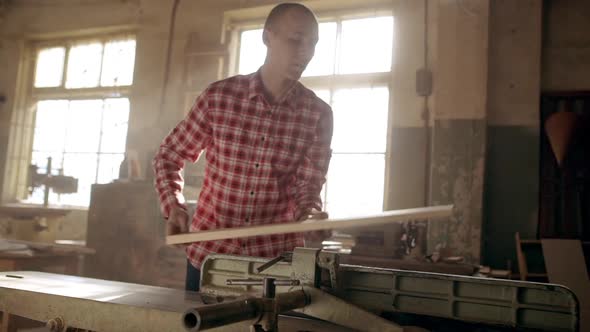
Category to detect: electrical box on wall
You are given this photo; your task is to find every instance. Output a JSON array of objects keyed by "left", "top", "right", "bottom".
[{"left": 416, "top": 68, "right": 432, "bottom": 97}]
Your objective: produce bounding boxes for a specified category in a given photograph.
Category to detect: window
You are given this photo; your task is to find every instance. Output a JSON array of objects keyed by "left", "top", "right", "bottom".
[
  {"left": 28, "top": 36, "right": 136, "bottom": 206},
  {"left": 235, "top": 15, "right": 394, "bottom": 218}
]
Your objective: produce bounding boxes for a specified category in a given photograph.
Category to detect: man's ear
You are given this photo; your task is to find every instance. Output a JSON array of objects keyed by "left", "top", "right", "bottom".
[{"left": 262, "top": 28, "right": 271, "bottom": 47}]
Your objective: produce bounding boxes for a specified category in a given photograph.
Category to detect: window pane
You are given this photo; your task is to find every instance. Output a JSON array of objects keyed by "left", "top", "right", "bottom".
[
  {"left": 302, "top": 22, "right": 337, "bottom": 77},
  {"left": 312, "top": 89, "right": 331, "bottom": 104},
  {"left": 64, "top": 100, "right": 103, "bottom": 153},
  {"left": 325, "top": 154, "right": 385, "bottom": 218},
  {"left": 26, "top": 183, "right": 60, "bottom": 205},
  {"left": 100, "top": 98, "right": 129, "bottom": 153},
  {"left": 97, "top": 153, "right": 124, "bottom": 184},
  {"left": 238, "top": 29, "right": 265, "bottom": 75},
  {"left": 61, "top": 153, "right": 98, "bottom": 206},
  {"left": 332, "top": 87, "right": 389, "bottom": 153},
  {"left": 33, "top": 100, "right": 69, "bottom": 152},
  {"left": 100, "top": 38, "right": 136, "bottom": 86},
  {"left": 34, "top": 47, "right": 65, "bottom": 88},
  {"left": 339, "top": 16, "right": 394, "bottom": 74},
  {"left": 65, "top": 42, "right": 103, "bottom": 88}
]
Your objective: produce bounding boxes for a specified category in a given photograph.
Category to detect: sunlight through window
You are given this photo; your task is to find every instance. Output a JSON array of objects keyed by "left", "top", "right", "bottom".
[
  {"left": 238, "top": 29, "right": 265, "bottom": 75},
  {"left": 34, "top": 47, "right": 65, "bottom": 88},
  {"left": 100, "top": 38, "right": 136, "bottom": 86},
  {"left": 30, "top": 98, "right": 130, "bottom": 206},
  {"left": 30, "top": 36, "right": 135, "bottom": 206},
  {"left": 302, "top": 22, "right": 337, "bottom": 77},
  {"left": 65, "top": 42, "right": 103, "bottom": 88},
  {"left": 339, "top": 17, "right": 394, "bottom": 74}
]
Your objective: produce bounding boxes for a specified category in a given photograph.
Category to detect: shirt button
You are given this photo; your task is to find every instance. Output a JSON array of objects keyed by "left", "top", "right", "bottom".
[
  {"left": 261, "top": 136, "right": 265, "bottom": 141},
  {"left": 242, "top": 243, "right": 247, "bottom": 249},
  {"left": 245, "top": 217, "right": 250, "bottom": 223},
  {"left": 255, "top": 163, "right": 259, "bottom": 168},
  {"left": 250, "top": 191, "right": 254, "bottom": 196}
]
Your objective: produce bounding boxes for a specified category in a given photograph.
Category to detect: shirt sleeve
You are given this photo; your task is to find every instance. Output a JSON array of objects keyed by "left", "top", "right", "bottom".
[
  {"left": 152, "top": 89, "right": 213, "bottom": 220},
  {"left": 292, "top": 103, "right": 333, "bottom": 219}
]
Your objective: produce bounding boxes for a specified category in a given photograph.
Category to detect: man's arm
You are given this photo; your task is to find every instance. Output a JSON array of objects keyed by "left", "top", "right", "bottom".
[
  {"left": 292, "top": 105, "right": 333, "bottom": 221},
  {"left": 152, "top": 90, "right": 213, "bottom": 221}
]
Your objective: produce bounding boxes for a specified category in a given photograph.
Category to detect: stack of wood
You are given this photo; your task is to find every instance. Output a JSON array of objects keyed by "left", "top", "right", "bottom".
[
  {"left": 475, "top": 265, "right": 511, "bottom": 279},
  {"left": 427, "top": 248, "right": 511, "bottom": 278},
  {"left": 0, "top": 239, "right": 95, "bottom": 257}
]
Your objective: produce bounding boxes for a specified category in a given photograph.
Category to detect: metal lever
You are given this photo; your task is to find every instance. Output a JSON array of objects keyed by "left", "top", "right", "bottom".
[
  {"left": 256, "top": 252, "right": 293, "bottom": 273},
  {"left": 183, "top": 278, "right": 307, "bottom": 332},
  {"left": 227, "top": 278, "right": 300, "bottom": 298}
]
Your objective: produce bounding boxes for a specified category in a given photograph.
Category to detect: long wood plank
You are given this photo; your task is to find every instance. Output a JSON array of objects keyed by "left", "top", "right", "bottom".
[{"left": 166, "top": 205, "right": 453, "bottom": 245}]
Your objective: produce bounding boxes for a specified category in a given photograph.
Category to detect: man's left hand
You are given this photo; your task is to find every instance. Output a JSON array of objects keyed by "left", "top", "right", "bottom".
[
  {"left": 297, "top": 208, "right": 331, "bottom": 246},
  {"left": 295, "top": 208, "right": 329, "bottom": 222}
]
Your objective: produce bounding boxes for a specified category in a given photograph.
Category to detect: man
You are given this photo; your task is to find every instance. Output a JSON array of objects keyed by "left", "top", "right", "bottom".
[{"left": 152, "top": 3, "right": 333, "bottom": 291}]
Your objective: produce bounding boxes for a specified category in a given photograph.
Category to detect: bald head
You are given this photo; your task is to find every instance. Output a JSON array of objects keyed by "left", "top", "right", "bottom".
[
  {"left": 262, "top": 3, "right": 319, "bottom": 81},
  {"left": 264, "top": 3, "right": 317, "bottom": 31}
]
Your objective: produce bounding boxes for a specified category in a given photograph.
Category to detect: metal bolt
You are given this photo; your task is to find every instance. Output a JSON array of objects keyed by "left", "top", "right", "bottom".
[{"left": 46, "top": 317, "right": 65, "bottom": 332}]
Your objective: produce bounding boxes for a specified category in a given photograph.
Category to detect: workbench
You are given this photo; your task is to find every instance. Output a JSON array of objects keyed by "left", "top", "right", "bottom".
[
  {"left": 0, "top": 247, "right": 580, "bottom": 332},
  {"left": 0, "top": 271, "right": 353, "bottom": 332}
]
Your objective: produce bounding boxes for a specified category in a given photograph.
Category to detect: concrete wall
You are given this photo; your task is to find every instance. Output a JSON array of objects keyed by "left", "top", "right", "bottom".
[
  {"left": 425, "top": 0, "right": 490, "bottom": 263},
  {"left": 542, "top": 0, "right": 590, "bottom": 91},
  {"left": 483, "top": 0, "right": 590, "bottom": 270},
  {"left": 483, "top": 0, "right": 542, "bottom": 269},
  {"left": 377, "top": 0, "right": 491, "bottom": 262}
]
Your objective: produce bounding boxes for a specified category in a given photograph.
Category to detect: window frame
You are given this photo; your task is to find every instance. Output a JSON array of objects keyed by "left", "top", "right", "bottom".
[
  {"left": 2, "top": 28, "right": 136, "bottom": 207},
  {"left": 31, "top": 32, "right": 135, "bottom": 100}
]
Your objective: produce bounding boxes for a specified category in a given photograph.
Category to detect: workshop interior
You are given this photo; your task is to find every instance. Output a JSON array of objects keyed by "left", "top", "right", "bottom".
[{"left": 0, "top": 0, "right": 589, "bottom": 331}]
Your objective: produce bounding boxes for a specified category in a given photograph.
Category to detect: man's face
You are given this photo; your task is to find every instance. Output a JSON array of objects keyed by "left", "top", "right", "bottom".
[{"left": 264, "top": 10, "right": 319, "bottom": 80}]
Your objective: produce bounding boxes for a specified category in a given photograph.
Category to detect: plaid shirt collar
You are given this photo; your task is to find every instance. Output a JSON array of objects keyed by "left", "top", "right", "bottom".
[{"left": 248, "top": 69, "right": 301, "bottom": 108}]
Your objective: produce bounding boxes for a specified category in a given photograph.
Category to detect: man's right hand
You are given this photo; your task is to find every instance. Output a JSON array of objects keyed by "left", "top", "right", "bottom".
[{"left": 167, "top": 207, "right": 190, "bottom": 237}]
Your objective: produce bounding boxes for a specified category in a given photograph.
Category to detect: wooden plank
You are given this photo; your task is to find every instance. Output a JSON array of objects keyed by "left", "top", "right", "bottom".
[
  {"left": 166, "top": 205, "right": 453, "bottom": 245},
  {"left": 0, "top": 203, "right": 78, "bottom": 219},
  {"left": 514, "top": 232, "right": 529, "bottom": 281},
  {"left": 542, "top": 239, "right": 590, "bottom": 331}
]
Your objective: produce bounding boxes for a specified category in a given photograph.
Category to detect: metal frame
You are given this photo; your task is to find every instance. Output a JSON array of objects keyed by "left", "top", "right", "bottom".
[{"left": 200, "top": 248, "right": 580, "bottom": 331}]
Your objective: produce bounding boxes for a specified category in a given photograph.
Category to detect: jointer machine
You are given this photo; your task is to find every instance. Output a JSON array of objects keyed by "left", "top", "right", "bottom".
[{"left": 0, "top": 247, "right": 579, "bottom": 331}]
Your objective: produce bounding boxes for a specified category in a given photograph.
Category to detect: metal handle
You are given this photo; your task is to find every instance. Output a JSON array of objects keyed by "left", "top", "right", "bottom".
[
  {"left": 46, "top": 317, "right": 65, "bottom": 332},
  {"left": 226, "top": 279, "right": 300, "bottom": 286},
  {"left": 183, "top": 298, "right": 259, "bottom": 331},
  {"left": 256, "top": 252, "right": 293, "bottom": 273},
  {"left": 182, "top": 290, "right": 309, "bottom": 331},
  {"left": 227, "top": 277, "right": 300, "bottom": 299}
]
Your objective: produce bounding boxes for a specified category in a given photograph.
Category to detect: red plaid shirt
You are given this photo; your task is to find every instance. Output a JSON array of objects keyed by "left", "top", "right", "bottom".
[{"left": 153, "top": 71, "right": 333, "bottom": 268}]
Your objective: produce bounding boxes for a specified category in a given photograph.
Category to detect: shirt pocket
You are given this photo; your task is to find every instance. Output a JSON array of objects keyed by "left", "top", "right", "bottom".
[
  {"left": 270, "top": 131, "right": 310, "bottom": 176},
  {"left": 215, "top": 125, "right": 253, "bottom": 163}
]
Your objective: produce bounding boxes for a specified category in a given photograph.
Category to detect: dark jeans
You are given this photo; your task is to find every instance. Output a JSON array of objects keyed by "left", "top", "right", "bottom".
[{"left": 185, "top": 259, "right": 200, "bottom": 291}]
